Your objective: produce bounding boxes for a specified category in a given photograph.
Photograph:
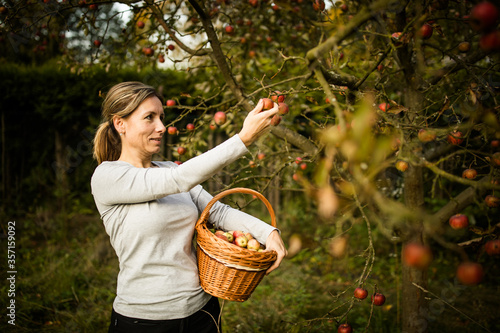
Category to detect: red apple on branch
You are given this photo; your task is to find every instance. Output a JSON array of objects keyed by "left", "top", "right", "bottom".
[
  {"left": 418, "top": 129, "right": 437, "bottom": 142},
  {"left": 458, "top": 41, "right": 471, "bottom": 52},
  {"left": 143, "top": 47, "right": 154, "bottom": 57},
  {"left": 396, "top": 160, "right": 409, "bottom": 172},
  {"left": 337, "top": 323, "right": 352, "bottom": 333},
  {"left": 354, "top": 287, "right": 368, "bottom": 300},
  {"left": 479, "top": 31, "right": 500, "bottom": 52},
  {"left": 166, "top": 99, "right": 176, "bottom": 107},
  {"left": 462, "top": 169, "right": 477, "bottom": 179},
  {"left": 492, "top": 152, "right": 500, "bottom": 166},
  {"left": 262, "top": 98, "right": 274, "bottom": 110},
  {"left": 456, "top": 262, "right": 483, "bottom": 285},
  {"left": 378, "top": 103, "right": 390, "bottom": 112},
  {"left": 167, "top": 126, "right": 178, "bottom": 135},
  {"left": 271, "top": 91, "right": 285, "bottom": 103},
  {"left": 313, "top": 0, "right": 325, "bottom": 11},
  {"left": 214, "top": 111, "right": 227, "bottom": 125},
  {"left": 485, "top": 239, "right": 500, "bottom": 256},
  {"left": 278, "top": 102, "right": 289, "bottom": 115},
  {"left": 371, "top": 293, "right": 386, "bottom": 306},
  {"left": 271, "top": 115, "right": 282, "bottom": 126},
  {"left": 177, "top": 146, "right": 186, "bottom": 155},
  {"left": 448, "top": 214, "right": 469, "bottom": 229},
  {"left": 470, "top": 1, "right": 499, "bottom": 32},
  {"left": 485, "top": 195, "right": 500, "bottom": 207},
  {"left": 225, "top": 25, "right": 234, "bottom": 35},
  {"left": 419, "top": 23, "right": 433, "bottom": 39},
  {"left": 447, "top": 130, "right": 464, "bottom": 145},
  {"left": 403, "top": 242, "right": 433, "bottom": 269}
]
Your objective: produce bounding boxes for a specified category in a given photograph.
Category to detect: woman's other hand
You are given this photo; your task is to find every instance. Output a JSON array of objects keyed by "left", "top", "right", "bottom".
[
  {"left": 264, "top": 230, "right": 288, "bottom": 275},
  {"left": 238, "top": 99, "right": 279, "bottom": 147}
]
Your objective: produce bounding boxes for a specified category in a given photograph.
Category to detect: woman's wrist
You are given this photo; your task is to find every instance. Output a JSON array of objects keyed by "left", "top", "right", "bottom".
[{"left": 237, "top": 132, "right": 253, "bottom": 147}]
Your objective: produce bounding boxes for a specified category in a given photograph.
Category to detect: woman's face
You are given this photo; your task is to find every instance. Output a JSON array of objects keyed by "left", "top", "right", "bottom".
[{"left": 118, "top": 96, "right": 166, "bottom": 158}]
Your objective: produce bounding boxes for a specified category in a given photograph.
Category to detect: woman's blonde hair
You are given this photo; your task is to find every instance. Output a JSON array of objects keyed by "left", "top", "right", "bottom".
[{"left": 93, "top": 81, "right": 163, "bottom": 164}]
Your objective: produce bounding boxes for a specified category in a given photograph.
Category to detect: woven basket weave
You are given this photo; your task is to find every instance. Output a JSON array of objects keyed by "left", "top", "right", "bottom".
[{"left": 195, "top": 188, "right": 277, "bottom": 302}]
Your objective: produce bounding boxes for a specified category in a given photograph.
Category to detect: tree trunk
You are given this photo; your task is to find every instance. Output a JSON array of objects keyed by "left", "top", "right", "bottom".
[
  {"left": 401, "top": 165, "right": 428, "bottom": 333},
  {"left": 397, "top": 0, "right": 430, "bottom": 325},
  {"left": 54, "top": 130, "right": 69, "bottom": 209}
]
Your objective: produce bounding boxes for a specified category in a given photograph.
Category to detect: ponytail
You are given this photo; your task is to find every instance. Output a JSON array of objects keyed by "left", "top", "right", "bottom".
[
  {"left": 92, "top": 81, "right": 163, "bottom": 164},
  {"left": 93, "top": 121, "right": 121, "bottom": 165}
]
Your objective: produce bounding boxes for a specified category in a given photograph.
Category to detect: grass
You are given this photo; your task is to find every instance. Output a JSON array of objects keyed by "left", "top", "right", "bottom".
[{"left": 1, "top": 209, "right": 499, "bottom": 333}]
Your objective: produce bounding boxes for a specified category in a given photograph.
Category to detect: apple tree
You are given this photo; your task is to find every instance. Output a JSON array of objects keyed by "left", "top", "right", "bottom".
[{"left": 2, "top": 0, "right": 500, "bottom": 332}]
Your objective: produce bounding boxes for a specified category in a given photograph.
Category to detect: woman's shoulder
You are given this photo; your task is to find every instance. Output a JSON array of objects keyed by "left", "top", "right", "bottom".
[
  {"left": 93, "top": 160, "right": 130, "bottom": 172},
  {"left": 152, "top": 161, "right": 179, "bottom": 168},
  {"left": 92, "top": 160, "right": 177, "bottom": 177}
]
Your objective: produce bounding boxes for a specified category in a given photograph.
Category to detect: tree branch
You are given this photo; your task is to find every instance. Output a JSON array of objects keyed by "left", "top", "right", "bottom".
[
  {"left": 320, "top": 66, "right": 358, "bottom": 89},
  {"left": 428, "top": 48, "right": 489, "bottom": 86},
  {"left": 423, "top": 162, "right": 500, "bottom": 191},
  {"left": 187, "top": 0, "right": 318, "bottom": 154},
  {"left": 188, "top": 0, "right": 244, "bottom": 101},
  {"left": 430, "top": 176, "right": 489, "bottom": 225},
  {"left": 145, "top": 0, "right": 210, "bottom": 56},
  {"left": 269, "top": 125, "right": 318, "bottom": 155},
  {"left": 305, "top": 0, "right": 399, "bottom": 68}
]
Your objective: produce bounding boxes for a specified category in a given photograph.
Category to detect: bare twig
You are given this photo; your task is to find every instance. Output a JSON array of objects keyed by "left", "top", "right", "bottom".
[{"left": 412, "top": 282, "right": 494, "bottom": 333}]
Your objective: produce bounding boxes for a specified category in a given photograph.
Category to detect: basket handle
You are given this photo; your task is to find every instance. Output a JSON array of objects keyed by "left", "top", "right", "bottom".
[{"left": 196, "top": 187, "right": 277, "bottom": 229}]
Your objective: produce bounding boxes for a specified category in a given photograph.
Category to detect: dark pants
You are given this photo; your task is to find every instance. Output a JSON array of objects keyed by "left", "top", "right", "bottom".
[{"left": 108, "top": 297, "right": 221, "bottom": 333}]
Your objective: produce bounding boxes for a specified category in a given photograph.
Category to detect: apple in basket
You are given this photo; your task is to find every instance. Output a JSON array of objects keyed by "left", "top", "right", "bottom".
[
  {"left": 223, "top": 232, "right": 234, "bottom": 243},
  {"left": 245, "top": 232, "right": 254, "bottom": 240},
  {"left": 232, "top": 230, "right": 245, "bottom": 239},
  {"left": 215, "top": 230, "right": 229, "bottom": 242},
  {"left": 234, "top": 235, "right": 248, "bottom": 248},
  {"left": 247, "top": 238, "right": 261, "bottom": 251}
]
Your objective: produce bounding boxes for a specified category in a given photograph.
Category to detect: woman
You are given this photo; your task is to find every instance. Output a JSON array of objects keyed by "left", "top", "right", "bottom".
[{"left": 91, "top": 81, "right": 287, "bottom": 333}]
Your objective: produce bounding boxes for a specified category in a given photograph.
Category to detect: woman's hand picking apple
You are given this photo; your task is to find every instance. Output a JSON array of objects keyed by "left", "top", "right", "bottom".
[
  {"left": 264, "top": 230, "right": 287, "bottom": 275},
  {"left": 238, "top": 99, "right": 279, "bottom": 147}
]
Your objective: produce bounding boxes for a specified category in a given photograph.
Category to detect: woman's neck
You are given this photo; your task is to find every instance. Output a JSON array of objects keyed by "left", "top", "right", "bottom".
[{"left": 118, "top": 151, "right": 153, "bottom": 168}]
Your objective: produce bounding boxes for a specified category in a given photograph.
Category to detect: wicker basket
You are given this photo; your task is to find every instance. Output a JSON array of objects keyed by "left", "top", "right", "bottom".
[{"left": 195, "top": 187, "right": 277, "bottom": 302}]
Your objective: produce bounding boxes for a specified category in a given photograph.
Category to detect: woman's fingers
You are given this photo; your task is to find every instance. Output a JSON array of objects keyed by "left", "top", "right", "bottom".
[
  {"left": 239, "top": 101, "right": 279, "bottom": 146},
  {"left": 265, "top": 230, "right": 288, "bottom": 275}
]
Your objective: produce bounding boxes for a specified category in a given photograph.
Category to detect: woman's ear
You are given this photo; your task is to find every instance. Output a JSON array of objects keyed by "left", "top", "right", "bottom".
[{"left": 113, "top": 116, "right": 125, "bottom": 135}]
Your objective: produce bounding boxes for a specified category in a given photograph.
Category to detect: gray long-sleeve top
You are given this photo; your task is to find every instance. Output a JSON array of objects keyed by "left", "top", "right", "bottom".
[{"left": 90, "top": 135, "right": 277, "bottom": 320}]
